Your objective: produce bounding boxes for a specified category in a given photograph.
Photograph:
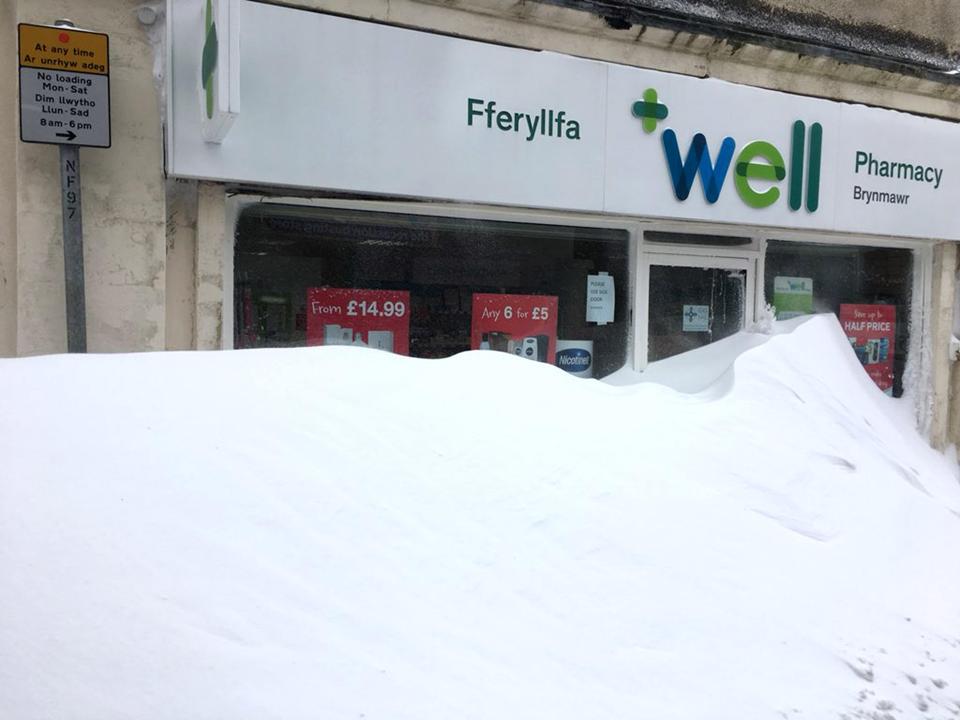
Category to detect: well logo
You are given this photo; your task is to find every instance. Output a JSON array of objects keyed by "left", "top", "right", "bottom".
[
  {"left": 632, "top": 88, "right": 822, "bottom": 212},
  {"left": 631, "top": 88, "right": 668, "bottom": 134}
]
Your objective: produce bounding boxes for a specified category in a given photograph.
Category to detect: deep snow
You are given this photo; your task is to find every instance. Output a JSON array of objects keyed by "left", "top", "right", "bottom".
[{"left": 1, "top": 314, "right": 959, "bottom": 720}]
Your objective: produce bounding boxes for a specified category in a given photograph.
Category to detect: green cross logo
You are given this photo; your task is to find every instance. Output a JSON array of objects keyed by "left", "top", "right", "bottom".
[
  {"left": 201, "top": 0, "right": 218, "bottom": 119},
  {"left": 631, "top": 88, "right": 668, "bottom": 133}
]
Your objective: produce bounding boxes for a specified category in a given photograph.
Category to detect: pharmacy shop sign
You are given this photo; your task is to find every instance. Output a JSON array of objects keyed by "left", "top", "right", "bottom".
[{"left": 167, "top": 0, "right": 960, "bottom": 240}]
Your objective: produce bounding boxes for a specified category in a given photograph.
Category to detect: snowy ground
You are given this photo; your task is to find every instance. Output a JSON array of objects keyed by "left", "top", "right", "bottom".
[{"left": 1, "top": 314, "right": 959, "bottom": 720}]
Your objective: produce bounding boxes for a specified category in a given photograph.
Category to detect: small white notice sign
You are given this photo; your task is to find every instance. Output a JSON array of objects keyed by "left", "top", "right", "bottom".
[
  {"left": 586, "top": 272, "right": 615, "bottom": 325},
  {"left": 682, "top": 305, "right": 710, "bottom": 332}
]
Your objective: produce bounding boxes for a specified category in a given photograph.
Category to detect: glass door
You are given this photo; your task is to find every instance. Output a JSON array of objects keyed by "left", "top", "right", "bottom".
[{"left": 641, "top": 253, "right": 755, "bottom": 364}]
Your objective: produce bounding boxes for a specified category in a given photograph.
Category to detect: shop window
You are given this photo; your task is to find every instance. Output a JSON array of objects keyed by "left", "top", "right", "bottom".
[
  {"left": 234, "top": 205, "right": 631, "bottom": 378},
  {"left": 764, "top": 240, "right": 913, "bottom": 397}
]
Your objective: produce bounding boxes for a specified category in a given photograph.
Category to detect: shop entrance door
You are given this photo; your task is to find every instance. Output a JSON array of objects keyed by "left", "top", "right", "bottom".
[{"left": 642, "top": 254, "right": 755, "bottom": 364}]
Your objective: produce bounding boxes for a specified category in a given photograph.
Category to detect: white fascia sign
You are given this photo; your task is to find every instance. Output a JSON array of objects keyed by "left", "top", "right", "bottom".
[
  {"left": 166, "top": 0, "right": 960, "bottom": 240},
  {"left": 198, "top": 0, "right": 240, "bottom": 143}
]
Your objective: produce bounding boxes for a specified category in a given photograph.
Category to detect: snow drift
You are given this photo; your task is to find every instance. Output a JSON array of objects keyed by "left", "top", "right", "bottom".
[{"left": 1, "top": 314, "right": 959, "bottom": 720}]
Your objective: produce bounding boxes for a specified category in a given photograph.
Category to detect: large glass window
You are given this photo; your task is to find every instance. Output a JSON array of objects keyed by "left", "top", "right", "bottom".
[
  {"left": 764, "top": 240, "right": 913, "bottom": 396},
  {"left": 234, "top": 205, "right": 631, "bottom": 378}
]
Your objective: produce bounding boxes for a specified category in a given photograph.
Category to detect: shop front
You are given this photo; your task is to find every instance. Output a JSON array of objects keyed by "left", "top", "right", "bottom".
[{"left": 168, "top": 0, "right": 954, "bottom": 396}]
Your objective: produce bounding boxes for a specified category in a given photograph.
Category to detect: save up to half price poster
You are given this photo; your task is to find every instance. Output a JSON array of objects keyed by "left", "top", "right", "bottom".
[
  {"left": 839, "top": 304, "right": 895, "bottom": 395},
  {"left": 471, "top": 293, "right": 558, "bottom": 363},
  {"left": 306, "top": 288, "right": 410, "bottom": 354}
]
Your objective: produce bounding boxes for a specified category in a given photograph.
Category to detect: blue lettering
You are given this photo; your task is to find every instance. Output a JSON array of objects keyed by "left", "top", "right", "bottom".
[{"left": 661, "top": 130, "right": 736, "bottom": 204}]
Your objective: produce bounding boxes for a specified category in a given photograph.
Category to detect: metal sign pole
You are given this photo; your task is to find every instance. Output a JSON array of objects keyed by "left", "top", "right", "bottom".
[
  {"left": 19, "top": 18, "right": 110, "bottom": 353},
  {"left": 59, "top": 144, "right": 86, "bottom": 352}
]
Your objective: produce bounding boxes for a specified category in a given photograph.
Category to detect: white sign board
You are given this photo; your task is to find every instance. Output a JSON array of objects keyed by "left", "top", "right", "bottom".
[
  {"left": 586, "top": 272, "right": 615, "bottom": 324},
  {"left": 833, "top": 103, "right": 957, "bottom": 238},
  {"left": 166, "top": 0, "right": 960, "bottom": 240},
  {"left": 19, "top": 24, "right": 110, "bottom": 148},
  {"left": 168, "top": 0, "right": 606, "bottom": 210},
  {"left": 604, "top": 66, "right": 839, "bottom": 233}
]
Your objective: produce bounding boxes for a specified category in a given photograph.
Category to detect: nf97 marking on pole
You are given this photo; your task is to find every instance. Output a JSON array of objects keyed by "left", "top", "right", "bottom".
[
  {"left": 60, "top": 144, "right": 87, "bottom": 352},
  {"left": 18, "top": 23, "right": 111, "bottom": 148}
]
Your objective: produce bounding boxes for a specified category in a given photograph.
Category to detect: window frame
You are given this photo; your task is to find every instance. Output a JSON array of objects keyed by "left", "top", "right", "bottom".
[{"left": 640, "top": 252, "right": 756, "bottom": 368}]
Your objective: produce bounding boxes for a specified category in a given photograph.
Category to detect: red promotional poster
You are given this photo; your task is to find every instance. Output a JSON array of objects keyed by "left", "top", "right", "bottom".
[
  {"left": 471, "top": 293, "right": 559, "bottom": 363},
  {"left": 839, "top": 304, "right": 896, "bottom": 395},
  {"left": 306, "top": 288, "right": 410, "bottom": 355}
]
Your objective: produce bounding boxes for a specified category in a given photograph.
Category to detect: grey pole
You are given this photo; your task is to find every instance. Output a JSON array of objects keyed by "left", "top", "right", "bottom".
[
  {"left": 59, "top": 144, "right": 87, "bottom": 353},
  {"left": 53, "top": 18, "right": 86, "bottom": 353}
]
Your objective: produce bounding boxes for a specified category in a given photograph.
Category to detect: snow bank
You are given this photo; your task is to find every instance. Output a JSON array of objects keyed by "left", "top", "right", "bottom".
[
  {"left": 603, "top": 316, "right": 809, "bottom": 393},
  {"left": 1, "top": 314, "right": 959, "bottom": 720}
]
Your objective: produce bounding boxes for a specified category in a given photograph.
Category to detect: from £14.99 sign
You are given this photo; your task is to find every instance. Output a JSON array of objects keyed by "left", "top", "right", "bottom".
[
  {"left": 18, "top": 23, "right": 110, "bottom": 148},
  {"left": 631, "top": 87, "right": 822, "bottom": 212},
  {"left": 307, "top": 288, "right": 411, "bottom": 355}
]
